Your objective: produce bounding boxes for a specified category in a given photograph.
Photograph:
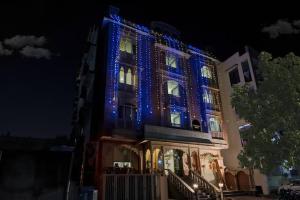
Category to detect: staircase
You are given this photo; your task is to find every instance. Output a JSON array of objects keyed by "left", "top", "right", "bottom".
[{"left": 165, "top": 169, "right": 220, "bottom": 200}]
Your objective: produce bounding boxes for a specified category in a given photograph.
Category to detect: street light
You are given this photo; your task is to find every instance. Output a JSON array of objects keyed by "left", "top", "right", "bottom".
[
  {"left": 218, "top": 182, "right": 224, "bottom": 200},
  {"left": 193, "top": 183, "right": 199, "bottom": 198},
  {"left": 193, "top": 183, "right": 199, "bottom": 190}
]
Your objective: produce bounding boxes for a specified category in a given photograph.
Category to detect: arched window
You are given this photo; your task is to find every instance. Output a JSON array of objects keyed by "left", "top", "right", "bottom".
[
  {"left": 119, "top": 67, "right": 125, "bottom": 83},
  {"left": 208, "top": 92, "right": 213, "bottom": 104},
  {"left": 167, "top": 80, "right": 180, "bottom": 97},
  {"left": 126, "top": 68, "right": 132, "bottom": 85},
  {"left": 120, "top": 37, "right": 133, "bottom": 54},
  {"left": 133, "top": 73, "right": 137, "bottom": 87},
  {"left": 201, "top": 66, "right": 212, "bottom": 79},
  {"left": 209, "top": 117, "right": 221, "bottom": 132},
  {"left": 203, "top": 90, "right": 213, "bottom": 104}
]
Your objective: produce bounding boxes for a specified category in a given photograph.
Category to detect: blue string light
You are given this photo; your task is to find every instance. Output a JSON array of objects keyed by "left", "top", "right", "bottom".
[
  {"left": 105, "top": 19, "right": 121, "bottom": 122},
  {"left": 105, "top": 14, "right": 221, "bottom": 133}
]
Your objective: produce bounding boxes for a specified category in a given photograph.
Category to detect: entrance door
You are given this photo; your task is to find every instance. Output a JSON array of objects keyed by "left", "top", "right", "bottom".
[
  {"left": 237, "top": 171, "right": 250, "bottom": 191},
  {"left": 191, "top": 151, "right": 200, "bottom": 173},
  {"left": 225, "top": 172, "right": 237, "bottom": 190},
  {"left": 164, "top": 149, "right": 185, "bottom": 176},
  {"left": 173, "top": 149, "right": 184, "bottom": 176}
]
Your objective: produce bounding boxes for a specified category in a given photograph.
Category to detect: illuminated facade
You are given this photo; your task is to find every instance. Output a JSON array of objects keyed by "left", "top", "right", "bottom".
[{"left": 74, "top": 7, "right": 230, "bottom": 199}]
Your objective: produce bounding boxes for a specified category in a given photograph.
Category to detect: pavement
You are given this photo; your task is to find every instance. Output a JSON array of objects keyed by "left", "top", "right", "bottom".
[{"left": 225, "top": 196, "right": 276, "bottom": 200}]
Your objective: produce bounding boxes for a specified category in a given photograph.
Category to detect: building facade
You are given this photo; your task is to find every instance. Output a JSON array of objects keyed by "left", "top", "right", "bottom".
[
  {"left": 0, "top": 136, "right": 74, "bottom": 200},
  {"left": 217, "top": 46, "right": 269, "bottom": 194},
  {"left": 73, "top": 7, "right": 229, "bottom": 199}
]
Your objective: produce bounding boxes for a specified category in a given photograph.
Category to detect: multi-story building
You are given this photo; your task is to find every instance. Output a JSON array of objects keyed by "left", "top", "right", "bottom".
[
  {"left": 217, "top": 46, "right": 269, "bottom": 194},
  {"left": 73, "top": 6, "right": 230, "bottom": 200}
]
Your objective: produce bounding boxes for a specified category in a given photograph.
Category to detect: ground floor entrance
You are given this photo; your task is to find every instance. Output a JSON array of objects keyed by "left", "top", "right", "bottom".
[{"left": 98, "top": 139, "right": 226, "bottom": 187}]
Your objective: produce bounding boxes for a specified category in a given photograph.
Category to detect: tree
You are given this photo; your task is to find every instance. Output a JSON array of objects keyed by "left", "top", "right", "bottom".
[{"left": 231, "top": 52, "right": 300, "bottom": 174}]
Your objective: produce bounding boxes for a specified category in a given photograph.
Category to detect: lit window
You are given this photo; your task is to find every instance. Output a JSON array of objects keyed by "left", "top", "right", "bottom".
[
  {"left": 203, "top": 90, "right": 213, "bottom": 104},
  {"left": 133, "top": 73, "right": 137, "bottom": 86},
  {"left": 167, "top": 80, "right": 180, "bottom": 97},
  {"left": 126, "top": 68, "right": 132, "bottom": 85},
  {"left": 209, "top": 117, "right": 221, "bottom": 132},
  {"left": 201, "top": 66, "right": 212, "bottom": 79},
  {"left": 170, "top": 112, "right": 181, "bottom": 127},
  {"left": 119, "top": 67, "right": 125, "bottom": 83},
  {"left": 120, "top": 37, "right": 133, "bottom": 54},
  {"left": 166, "top": 55, "right": 177, "bottom": 68}
]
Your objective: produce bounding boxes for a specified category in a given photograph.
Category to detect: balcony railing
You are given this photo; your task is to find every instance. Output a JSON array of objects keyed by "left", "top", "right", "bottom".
[
  {"left": 117, "top": 119, "right": 135, "bottom": 129},
  {"left": 204, "top": 103, "right": 221, "bottom": 112},
  {"left": 119, "top": 51, "right": 136, "bottom": 64},
  {"left": 165, "top": 169, "right": 196, "bottom": 200},
  {"left": 190, "top": 170, "right": 220, "bottom": 199},
  {"left": 210, "top": 131, "right": 224, "bottom": 139}
]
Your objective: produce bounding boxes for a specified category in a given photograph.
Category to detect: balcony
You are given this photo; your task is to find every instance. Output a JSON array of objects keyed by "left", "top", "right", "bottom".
[
  {"left": 144, "top": 125, "right": 212, "bottom": 144},
  {"left": 205, "top": 103, "right": 221, "bottom": 112},
  {"left": 210, "top": 131, "right": 224, "bottom": 139},
  {"left": 119, "top": 51, "right": 136, "bottom": 65},
  {"left": 164, "top": 95, "right": 185, "bottom": 107}
]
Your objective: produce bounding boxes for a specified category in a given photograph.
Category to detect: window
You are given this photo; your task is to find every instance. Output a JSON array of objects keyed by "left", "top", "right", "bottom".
[
  {"left": 208, "top": 117, "right": 221, "bottom": 132},
  {"left": 133, "top": 74, "right": 137, "bottom": 86},
  {"left": 203, "top": 90, "right": 213, "bottom": 104},
  {"left": 167, "top": 80, "right": 180, "bottom": 97},
  {"left": 166, "top": 55, "right": 177, "bottom": 68},
  {"left": 120, "top": 37, "right": 133, "bottom": 54},
  {"left": 241, "top": 60, "right": 252, "bottom": 82},
  {"left": 170, "top": 112, "right": 181, "bottom": 127},
  {"left": 126, "top": 68, "right": 132, "bottom": 85},
  {"left": 201, "top": 66, "right": 212, "bottom": 79},
  {"left": 119, "top": 67, "right": 125, "bottom": 83},
  {"left": 229, "top": 67, "right": 240, "bottom": 86}
]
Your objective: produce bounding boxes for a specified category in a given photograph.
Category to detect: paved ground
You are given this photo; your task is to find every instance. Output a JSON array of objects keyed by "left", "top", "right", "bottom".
[{"left": 225, "top": 196, "right": 276, "bottom": 200}]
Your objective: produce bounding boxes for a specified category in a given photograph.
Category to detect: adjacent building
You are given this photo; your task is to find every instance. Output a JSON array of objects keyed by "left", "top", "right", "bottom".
[
  {"left": 217, "top": 46, "right": 269, "bottom": 194},
  {"left": 0, "top": 136, "right": 75, "bottom": 200}
]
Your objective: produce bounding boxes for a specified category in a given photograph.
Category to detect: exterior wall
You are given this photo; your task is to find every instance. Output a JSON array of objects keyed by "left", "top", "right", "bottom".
[
  {"left": 151, "top": 140, "right": 225, "bottom": 186},
  {"left": 0, "top": 138, "right": 73, "bottom": 200},
  {"left": 101, "top": 14, "right": 226, "bottom": 143},
  {"left": 77, "top": 10, "right": 230, "bottom": 198},
  {"left": 217, "top": 49, "right": 269, "bottom": 194},
  {"left": 101, "top": 142, "right": 140, "bottom": 171}
]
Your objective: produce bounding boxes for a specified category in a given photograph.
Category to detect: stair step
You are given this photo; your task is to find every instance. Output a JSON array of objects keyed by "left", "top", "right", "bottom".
[{"left": 223, "top": 190, "right": 249, "bottom": 197}]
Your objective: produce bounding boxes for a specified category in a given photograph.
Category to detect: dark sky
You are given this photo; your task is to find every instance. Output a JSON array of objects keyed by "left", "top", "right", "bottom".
[{"left": 0, "top": 0, "right": 299, "bottom": 138}]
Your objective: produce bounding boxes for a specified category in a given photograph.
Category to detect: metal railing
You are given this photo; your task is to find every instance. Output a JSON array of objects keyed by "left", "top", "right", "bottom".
[
  {"left": 210, "top": 131, "right": 224, "bottom": 139},
  {"left": 165, "top": 169, "right": 196, "bottom": 200},
  {"left": 102, "top": 173, "right": 160, "bottom": 200},
  {"left": 190, "top": 170, "right": 220, "bottom": 199}
]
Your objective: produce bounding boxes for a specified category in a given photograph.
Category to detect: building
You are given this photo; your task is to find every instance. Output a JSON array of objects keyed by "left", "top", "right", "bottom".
[
  {"left": 73, "top": 6, "right": 230, "bottom": 200},
  {"left": 0, "top": 136, "right": 75, "bottom": 200},
  {"left": 217, "top": 46, "right": 269, "bottom": 194}
]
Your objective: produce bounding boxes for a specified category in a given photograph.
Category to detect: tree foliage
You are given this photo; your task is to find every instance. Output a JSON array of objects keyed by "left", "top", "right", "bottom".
[{"left": 231, "top": 52, "right": 300, "bottom": 174}]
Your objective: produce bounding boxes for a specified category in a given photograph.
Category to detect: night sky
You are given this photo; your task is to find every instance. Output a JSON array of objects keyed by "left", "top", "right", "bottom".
[{"left": 1, "top": 0, "right": 299, "bottom": 138}]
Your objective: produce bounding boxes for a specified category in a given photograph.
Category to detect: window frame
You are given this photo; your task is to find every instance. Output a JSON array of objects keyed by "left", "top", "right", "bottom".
[
  {"left": 166, "top": 54, "right": 177, "bottom": 68},
  {"left": 229, "top": 66, "right": 241, "bottom": 86},
  {"left": 167, "top": 80, "right": 180, "bottom": 97},
  {"left": 170, "top": 111, "right": 181, "bottom": 127},
  {"left": 201, "top": 66, "right": 212, "bottom": 79},
  {"left": 120, "top": 37, "right": 133, "bottom": 54}
]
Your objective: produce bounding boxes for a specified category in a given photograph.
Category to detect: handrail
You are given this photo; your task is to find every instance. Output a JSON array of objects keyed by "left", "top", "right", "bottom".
[
  {"left": 190, "top": 170, "right": 220, "bottom": 198},
  {"left": 165, "top": 169, "right": 196, "bottom": 200}
]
